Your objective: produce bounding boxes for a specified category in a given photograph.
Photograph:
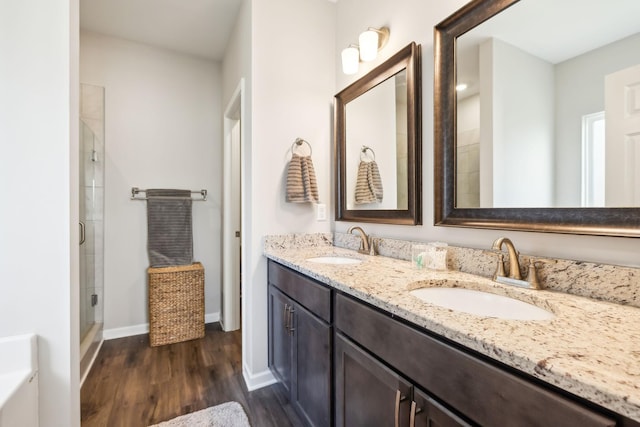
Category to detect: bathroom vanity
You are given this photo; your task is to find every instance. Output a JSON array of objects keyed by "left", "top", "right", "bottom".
[{"left": 265, "top": 240, "right": 640, "bottom": 427}]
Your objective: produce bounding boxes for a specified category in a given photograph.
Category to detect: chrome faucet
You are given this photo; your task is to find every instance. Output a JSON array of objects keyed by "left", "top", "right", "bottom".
[
  {"left": 347, "top": 226, "right": 371, "bottom": 255},
  {"left": 491, "top": 237, "right": 522, "bottom": 280},
  {"left": 491, "top": 237, "right": 541, "bottom": 289}
]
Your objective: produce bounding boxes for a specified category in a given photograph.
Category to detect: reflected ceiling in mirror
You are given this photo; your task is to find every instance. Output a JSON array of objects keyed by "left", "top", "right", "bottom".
[
  {"left": 434, "top": 0, "right": 640, "bottom": 236},
  {"left": 336, "top": 42, "right": 422, "bottom": 225}
]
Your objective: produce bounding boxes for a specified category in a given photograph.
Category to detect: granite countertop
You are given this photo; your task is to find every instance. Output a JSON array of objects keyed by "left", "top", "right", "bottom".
[{"left": 264, "top": 243, "right": 640, "bottom": 422}]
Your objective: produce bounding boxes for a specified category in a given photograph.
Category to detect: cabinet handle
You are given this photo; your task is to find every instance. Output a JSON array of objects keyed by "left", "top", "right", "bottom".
[
  {"left": 409, "top": 400, "right": 422, "bottom": 427},
  {"left": 283, "top": 304, "right": 289, "bottom": 332},
  {"left": 288, "top": 306, "right": 295, "bottom": 336},
  {"left": 395, "top": 389, "right": 407, "bottom": 427}
]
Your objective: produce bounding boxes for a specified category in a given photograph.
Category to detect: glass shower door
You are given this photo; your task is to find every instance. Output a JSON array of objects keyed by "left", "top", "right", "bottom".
[{"left": 79, "top": 120, "right": 103, "bottom": 339}]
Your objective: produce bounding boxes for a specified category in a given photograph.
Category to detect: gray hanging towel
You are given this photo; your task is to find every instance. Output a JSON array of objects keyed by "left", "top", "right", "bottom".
[
  {"left": 286, "top": 153, "right": 319, "bottom": 203},
  {"left": 355, "top": 160, "right": 383, "bottom": 204},
  {"left": 146, "top": 189, "right": 194, "bottom": 267}
]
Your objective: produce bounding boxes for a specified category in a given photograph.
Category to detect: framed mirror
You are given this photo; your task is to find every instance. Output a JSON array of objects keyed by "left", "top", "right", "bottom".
[
  {"left": 335, "top": 42, "right": 422, "bottom": 225},
  {"left": 434, "top": 0, "right": 640, "bottom": 237}
]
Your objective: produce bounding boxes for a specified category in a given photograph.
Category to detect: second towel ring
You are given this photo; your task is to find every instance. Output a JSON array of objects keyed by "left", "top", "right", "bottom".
[
  {"left": 360, "top": 145, "right": 376, "bottom": 161},
  {"left": 291, "top": 138, "right": 312, "bottom": 156}
]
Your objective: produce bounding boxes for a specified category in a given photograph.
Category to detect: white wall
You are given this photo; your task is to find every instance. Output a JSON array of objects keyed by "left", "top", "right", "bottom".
[
  {"left": 241, "top": 0, "right": 335, "bottom": 388},
  {"left": 0, "top": 1, "right": 80, "bottom": 426},
  {"left": 222, "top": 0, "right": 252, "bottom": 110},
  {"left": 554, "top": 33, "right": 640, "bottom": 206},
  {"left": 80, "top": 31, "right": 223, "bottom": 333},
  {"left": 334, "top": 0, "right": 640, "bottom": 268},
  {"left": 483, "top": 38, "right": 555, "bottom": 207}
]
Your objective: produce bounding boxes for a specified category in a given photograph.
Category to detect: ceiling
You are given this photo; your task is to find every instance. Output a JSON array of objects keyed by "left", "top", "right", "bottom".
[{"left": 80, "top": 0, "right": 243, "bottom": 61}]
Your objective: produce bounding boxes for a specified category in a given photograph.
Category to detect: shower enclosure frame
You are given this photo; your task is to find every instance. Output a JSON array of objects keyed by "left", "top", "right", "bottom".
[{"left": 79, "top": 83, "right": 105, "bottom": 383}]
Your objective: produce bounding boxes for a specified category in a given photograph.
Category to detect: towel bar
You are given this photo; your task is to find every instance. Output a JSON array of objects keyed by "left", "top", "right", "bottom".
[{"left": 130, "top": 187, "right": 207, "bottom": 201}]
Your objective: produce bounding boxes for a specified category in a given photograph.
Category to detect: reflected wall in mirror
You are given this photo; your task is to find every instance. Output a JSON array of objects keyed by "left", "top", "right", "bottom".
[
  {"left": 345, "top": 70, "right": 408, "bottom": 210},
  {"left": 336, "top": 42, "right": 422, "bottom": 225},
  {"left": 435, "top": 0, "right": 640, "bottom": 236}
]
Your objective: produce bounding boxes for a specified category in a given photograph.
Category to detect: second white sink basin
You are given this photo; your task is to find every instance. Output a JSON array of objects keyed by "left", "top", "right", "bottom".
[
  {"left": 306, "top": 256, "right": 362, "bottom": 265},
  {"left": 410, "top": 287, "right": 554, "bottom": 320}
]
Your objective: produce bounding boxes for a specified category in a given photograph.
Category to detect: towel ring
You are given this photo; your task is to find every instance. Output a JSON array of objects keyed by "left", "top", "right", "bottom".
[
  {"left": 291, "top": 138, "right": 312, "bottom": 157},
  {"left": 360, "top": 145, "right": 376, "bottom": 161}
]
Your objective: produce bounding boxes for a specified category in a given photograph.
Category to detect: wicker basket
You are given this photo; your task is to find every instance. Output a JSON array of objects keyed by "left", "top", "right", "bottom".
[{"left": 148, "top": 262, "right": 205, "bottom": 347}]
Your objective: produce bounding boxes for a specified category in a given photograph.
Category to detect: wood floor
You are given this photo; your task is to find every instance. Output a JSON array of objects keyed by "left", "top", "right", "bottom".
[{"left": 81, "top": 323, "right": 304, "bottom": 427}]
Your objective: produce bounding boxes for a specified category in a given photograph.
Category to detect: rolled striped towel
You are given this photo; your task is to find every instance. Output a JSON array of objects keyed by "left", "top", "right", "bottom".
[
  {"left": 355, "top": 160, "right": 383, "bottom": 204},
  {"left": 286, "top": 154, "right": 319, "bottom": 203}
]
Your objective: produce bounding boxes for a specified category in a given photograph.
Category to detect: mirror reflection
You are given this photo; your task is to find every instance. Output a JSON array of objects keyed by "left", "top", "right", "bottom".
[
  {"left": 456, "top": 0, "right": 640, "bottom": 208},
  {"left": 345, "top": 70, "right": 408, "bottom": 210}
]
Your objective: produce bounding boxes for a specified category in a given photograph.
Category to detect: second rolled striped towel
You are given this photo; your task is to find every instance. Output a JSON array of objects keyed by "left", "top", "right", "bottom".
[{"left": 355, "top": 160, "right": 383, "bottom": 204}]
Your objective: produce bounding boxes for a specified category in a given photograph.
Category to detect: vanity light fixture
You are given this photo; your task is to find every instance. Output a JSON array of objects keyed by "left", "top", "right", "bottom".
[
  {"left": 341, "top": 26, "right": 390, "bottom": 74},
  {"left": 359, "top": 27, "right": 390, "bottom": 61},
  {"left": 341, "top": 44, "right": 360, "bottom": 75},
  {"left": 456, "top": 83, "right": 468, "bottom": 91}
]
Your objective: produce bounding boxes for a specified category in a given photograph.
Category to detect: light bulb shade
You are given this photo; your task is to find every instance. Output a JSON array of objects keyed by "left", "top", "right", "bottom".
[
  {"left": 341, "top": 46, "right": 359, "bottom": 75},
  {"left": 359, "top": 30, "right": 379, "bottom": 62}
]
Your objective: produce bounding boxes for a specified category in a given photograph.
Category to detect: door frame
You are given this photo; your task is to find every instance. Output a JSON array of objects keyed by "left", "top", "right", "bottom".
[{"left": 221, "top": 79, "right": 245, "bottom": 331}]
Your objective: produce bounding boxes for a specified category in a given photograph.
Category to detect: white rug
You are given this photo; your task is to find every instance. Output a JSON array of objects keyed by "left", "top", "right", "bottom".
[{"left": 149, "top": 401, "right": 251, "bottom": 427}]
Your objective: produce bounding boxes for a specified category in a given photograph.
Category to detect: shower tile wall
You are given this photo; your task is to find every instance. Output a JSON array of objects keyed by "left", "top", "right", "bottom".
[
  {"left": 457, "top": 128, "right": 480, "bottom": 208},
  {"left": 457, "top": 93, "right": 480, "bottom": 208},
  {"left": 395, "top": 74, "right": 408, "bottom": 209},
  {"left": 80, "top": 84, "right": 105, "bottom": 339}
]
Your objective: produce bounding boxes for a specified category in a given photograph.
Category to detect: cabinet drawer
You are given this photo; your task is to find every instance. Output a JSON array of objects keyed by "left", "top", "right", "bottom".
[
  {"left": 335, "top": 292, "right": 615, "bottom": 427},
  {"left": 268, "top": 261, "right": 331, "bottom": 322}
]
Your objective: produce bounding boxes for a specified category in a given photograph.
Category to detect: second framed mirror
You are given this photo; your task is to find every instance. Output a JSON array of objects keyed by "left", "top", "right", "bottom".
[{"left": 335, "top": 42, "right": 422, "bottom": 225}]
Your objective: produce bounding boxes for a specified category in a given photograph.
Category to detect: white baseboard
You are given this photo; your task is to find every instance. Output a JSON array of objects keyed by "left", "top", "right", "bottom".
[
  {"left": 242, "top": 362, "right": 277, "bottom": 391},
  {"left": 103, "top": 311, "right": 220, "bottom": 340},
  {"left": 103, "top": 322, "right": 149, "bottom": 340}
]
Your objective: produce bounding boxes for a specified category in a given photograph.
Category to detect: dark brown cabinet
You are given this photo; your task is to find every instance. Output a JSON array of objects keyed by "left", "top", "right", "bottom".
[
  {"left": 267, "top": 261, "right": 332, "bottom": 427},
  {"left": 335, "top": 331, "right": 470, "bottom": 427},
  {"left": 267, "top": 286, "right": 292, "bottom": 394},
  {"left": 291, "top": 302, "right": 332, "bottom": 426},
  {"left": 412, "top": 388, "right": 472, "bottom": 427},
  {"left": 335, "top": 292, "right": 617, "bottom": 427},
  {"left": 335, "top": 331, "right": 412, "bottom": 427}
]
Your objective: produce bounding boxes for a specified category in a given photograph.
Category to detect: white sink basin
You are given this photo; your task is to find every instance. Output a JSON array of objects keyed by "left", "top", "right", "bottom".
[
  {"left": 409, "top": 287, "right": 554, "bottom": 320},
  {"left": 306, "top": 256, "right": 362, "bottom": 265}
]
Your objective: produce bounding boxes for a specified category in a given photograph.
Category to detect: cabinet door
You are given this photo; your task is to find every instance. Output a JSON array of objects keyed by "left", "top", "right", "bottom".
[
  {"left": 291, "top": 302, "right": 332, "bottom": 427},
  {"left": 268, "top": 285, "right": 292, "bottom": 394},
  {"left": 335, "top": 292, "right": 617, "bottom": 427},
  {"left": 335, "top": 332, "right": 412, "bottom": 427},
  {"left": 412, "top": 388, "right": 472, "bottom": 427}
]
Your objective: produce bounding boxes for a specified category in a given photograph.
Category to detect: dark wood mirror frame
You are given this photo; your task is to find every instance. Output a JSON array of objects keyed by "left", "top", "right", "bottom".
[
  {"left": 434, "top": 0, "right": 640, "bottom": 237},
  {"left": 335, "top": 42, "right": 422, "bottom": 225}
]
